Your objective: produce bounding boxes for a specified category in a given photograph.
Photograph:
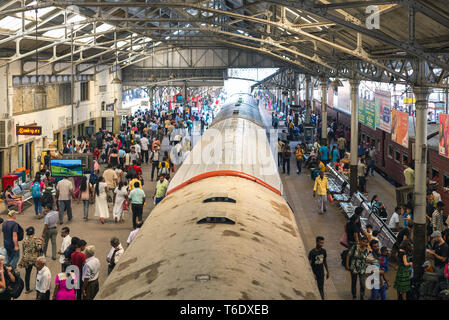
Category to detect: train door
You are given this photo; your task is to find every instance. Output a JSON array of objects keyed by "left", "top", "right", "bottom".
[{"left": 381, "top": 131, "right": 386, "bottom": 167}]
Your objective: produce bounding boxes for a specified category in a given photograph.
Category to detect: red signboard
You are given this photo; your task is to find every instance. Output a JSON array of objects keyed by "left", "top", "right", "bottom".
[{"left": 16, "top": 126, "right": 42, "bottom": 136}]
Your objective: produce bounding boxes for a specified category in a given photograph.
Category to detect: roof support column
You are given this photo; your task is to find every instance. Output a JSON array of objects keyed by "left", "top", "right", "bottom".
[
  {"left": 295, "top": 76, "right": 300, "bottom": 106},
  {"left": 320, "top": 77, "right": 328, "bottom": 146},
  {"left": 412, "top": 84, "right": 430, "bottom": 283},
  {"left": 349, "top": 79, "right": 360, "bottom": 195},
  {"left": 305, "top": 75, "right": 311, "bottom": 124},
  {"left": 183, "top": 81, "right": 188, "bottom": 119},
  {"left": 288, "top": 89, "right": 292, "bottom": 116}
]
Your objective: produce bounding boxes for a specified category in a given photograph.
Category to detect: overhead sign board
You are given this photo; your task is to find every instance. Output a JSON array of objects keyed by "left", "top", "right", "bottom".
[
  {"left": 101, "top": 111, "right": 115, "bottom": 117},
  {"left": 16, "top": 126, "right": 42, "bottom": 136},
  {"left": 116, "top": 109, "right": 131, "bottom": 116},
  {"left": 403, "top": 98, "right": 415, "bottom": 104}
]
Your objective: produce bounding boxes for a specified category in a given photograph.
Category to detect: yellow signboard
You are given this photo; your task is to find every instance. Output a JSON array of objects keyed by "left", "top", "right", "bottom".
[{"left": 403, "top": 98, "right": 415, "bottom": 104}]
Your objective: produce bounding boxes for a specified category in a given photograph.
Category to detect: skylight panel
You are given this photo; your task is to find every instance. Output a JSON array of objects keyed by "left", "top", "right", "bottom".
[
  {"left": 43, "top": 28, "right": 65, "bottom": 38},
  {"left": 285, "top": 8, "right": 299, "bottom": 17},
  {"left": 95, "top": 23, "right": 113, "bottom": 33},
  {"left": 25, "top": 1, "right": 54, "bottom": 19},
  {"left": 78, "top": 36, "right": 94, "bottom": 43},
  {"left": 117, "top": 40, "right": 127, "bottom": 48},
  {"left": 67, "top": 14, "right": 85, "bottom": 24},
  {"left": 0, "top": 16, "right": 22, "bottom": 31}
]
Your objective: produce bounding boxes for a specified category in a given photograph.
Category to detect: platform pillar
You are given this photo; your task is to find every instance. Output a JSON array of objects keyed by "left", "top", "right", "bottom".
[
  {"left": 413, "top": 84, "right": 430, "bottom": 282},
  {"left": 349, "top": 79, "right": 360, "bottom": 195},
  {"left": 305, "top": 75, "right": 311, "bottom": 124},
  {"left": 320, "top": 78, "right": 328, "bottom": 146}
]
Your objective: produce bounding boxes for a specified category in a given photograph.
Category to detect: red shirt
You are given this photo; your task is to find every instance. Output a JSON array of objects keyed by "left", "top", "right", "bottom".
[
  {"left": 71, "top": 251, "right": 86, "bottom": 276},
  {"left": 129, "top": 165, "right": 142, "bottom": 178},
  {"left": 93, "top": 150, "right": 100, "bottom": 160}
]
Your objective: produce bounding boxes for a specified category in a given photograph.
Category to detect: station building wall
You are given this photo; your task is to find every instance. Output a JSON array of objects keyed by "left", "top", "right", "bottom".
[{"left": 0, "top": 61, "right": 122, "bottom": 181}]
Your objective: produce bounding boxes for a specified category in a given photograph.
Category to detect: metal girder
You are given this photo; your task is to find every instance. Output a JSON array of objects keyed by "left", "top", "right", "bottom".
[
  {"left": 315, "top": 1, "right": 399, "bottom": 10},
  {"left": 414, "top": 0, "right": 449, "bottom": 29},
  {"left": 265, "top": 0, "right": 449, "bottom": 71},
  {"left": 2, "top": 0, "right": 448, "bottom": 89}
]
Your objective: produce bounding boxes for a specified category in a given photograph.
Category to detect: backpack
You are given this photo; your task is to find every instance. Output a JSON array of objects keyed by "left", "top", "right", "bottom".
[
  {"left": 17, "top": 223, "right": 24, "bottom": 242},
  {"left": 42, "top": 189, "right": 53, "bottom": 207},
  {"left": 31, "top": 182, "right": 41, "bottom": 198},
  {"left": 7, "top": 271, "right": 24, "bottom": 299},
  {"left": 341, "top": 249, "right": 349, "bottom": 267},
  {"left": 158, "top": 166, "right": 169, "bottom": 177}
]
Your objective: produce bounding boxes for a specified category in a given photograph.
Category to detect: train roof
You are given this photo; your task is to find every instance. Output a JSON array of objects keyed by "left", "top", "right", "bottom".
[
  {"left": 407, "top": 117, "right": 439, "bottom": 140},
  {"left": 212, "top": 95, "right": 263, "bottom": 127},
  {"left": 96, "top": 176, "right": 319, "bottom": 300},
  {"left": 167, "top": 116, "right": 282, "bottom": 195}
]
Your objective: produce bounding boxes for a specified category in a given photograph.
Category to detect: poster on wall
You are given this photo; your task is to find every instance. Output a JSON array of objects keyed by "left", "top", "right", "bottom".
[
  {"left": 375, "top": 90, "right": 392, "bottom": 133},
  {"left": 439, "top": 114, "right": 449, "bottom": 158},
  {"left": 391, "top": 109, "right": 409, "bottom": 147},
  {"left": 358, "top": 98, "right": 376, "bottom": 130}
]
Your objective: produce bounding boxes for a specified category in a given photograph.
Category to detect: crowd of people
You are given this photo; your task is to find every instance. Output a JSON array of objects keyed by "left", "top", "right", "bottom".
[
  {"left": 0, "top": 99, "right": 221, "bottom": 300},
  {"left": 261, "top": 93, "right": 449, "bottom": 301}
]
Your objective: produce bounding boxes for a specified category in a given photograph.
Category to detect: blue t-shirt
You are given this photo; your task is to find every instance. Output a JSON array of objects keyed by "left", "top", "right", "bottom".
[
  {"left": 402, "top": 212, "right": 413, "bottom": 227},
  {"left": 118, "top": 149, "right": 126, "bottom": 158},
  {"left": 358, "top": 145, "right": 365, "bottom": 156},
  {"left": 331, "top": 149, "right": 339, "bottom": 162},
  {"left": 2, "top": 220, "right": 18, "bottom": 251},
  {"left": 319, "top": 146, "right": 329, "bottom": 161}
]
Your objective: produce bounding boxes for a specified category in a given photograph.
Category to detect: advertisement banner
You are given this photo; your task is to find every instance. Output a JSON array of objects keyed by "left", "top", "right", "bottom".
[
  {"left": 358, "top": 98, "right": 376, "bottom": 130},
  {"left": 439, "top": 114, "right": 449, "bottom": 158},
  {"left": 391, "top": 109, "right": 409, "bottom": 147},
  {"left": 375, "top": 90, "right": 392, "bottom": 133}
]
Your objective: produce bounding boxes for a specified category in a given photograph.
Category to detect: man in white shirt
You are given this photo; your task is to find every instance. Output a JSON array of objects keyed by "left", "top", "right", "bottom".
[
  {"left": 56, "top": 176, "right": 74, "bottom": 224},
  {"left": 58, "top": 226, "right": 72, "bottom": 272},
  {"left": 388, "top": 206, "right": 403, "bottom": 232},
  {"left": 82, "top": 245, "right": 101, "bottom": 300},
  {"left": 133, "top": 143, "right": 141, "bottom": 159},
  {"left": 106, "top": 237, "right": 124, "bottom": 275},
  {"left": 35, "top": 256, "right": 51, "bottom": 300},
  {"left": 128, "top": 146, "right": 139, "bottom": 164},
  {"left": 127, "top": 221, "right": 143, "bottom": 247},
  {"left": 140, "top": 134, "right": 150, "bottom": 164}
]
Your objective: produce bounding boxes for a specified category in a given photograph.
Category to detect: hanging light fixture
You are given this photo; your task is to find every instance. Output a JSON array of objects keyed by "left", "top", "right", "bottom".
[
  {"left": 33, "top": 8, "right": 46, "bottom": 103},
  {"left": 149, "top": 74, "right": 157, "bottom": 82},
  {"left": 169, "top": 73, "right": 175, "bottom": 79}
]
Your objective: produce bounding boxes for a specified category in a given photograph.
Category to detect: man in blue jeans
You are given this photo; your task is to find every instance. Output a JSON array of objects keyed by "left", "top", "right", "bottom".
[
  {"left": 56, "top": 176, "right": 74, "bottom": 224},
  {"left": 2, "top": 210, "right": 20, "bottom": 270},
  {"left": 154, "top": 175, "right": 168, "bottom": 206},
  {"left": 368, "top": 240, "right": 388, "bottom": 300}
]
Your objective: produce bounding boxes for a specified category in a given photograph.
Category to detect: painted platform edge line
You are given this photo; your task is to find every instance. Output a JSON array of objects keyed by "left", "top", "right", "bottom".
[{"left": 166, "top": 170, "right": 282, "bottom": 196}]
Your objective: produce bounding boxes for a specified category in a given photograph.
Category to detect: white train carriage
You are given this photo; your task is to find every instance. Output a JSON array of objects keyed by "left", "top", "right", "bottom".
[{"left": 96, "top": 94, "right": 319, "bottom": 300}]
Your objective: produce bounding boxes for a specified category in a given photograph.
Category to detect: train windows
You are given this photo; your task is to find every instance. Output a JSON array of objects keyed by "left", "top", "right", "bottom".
[
  {"left": 203, "top": 197, "right": 236, "bottom": 203},
  {"left": 444, "top": 174, "right": 449, "bottom": 188},
  {"left": 432, "top": 168, "right": 440, "bottom": 180},
  {"left": 197, "top": 216, "right": 235, "bottom": 225},
  {"left": 403, "top": 153, "right": 408, "bottom": 165},
  {"left": 388, "top": 145, "right": 393, "bottom": 158},
  {"left": 377, "top": 139, "right": 381, "bottom": 152},
  {"left": 395, "top": 150, "right": 401, "bottom": 163}
]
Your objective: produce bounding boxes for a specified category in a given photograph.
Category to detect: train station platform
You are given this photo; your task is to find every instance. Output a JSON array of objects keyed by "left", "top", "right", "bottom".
[{"left": 259, "top": 104, "right": 399, "bottom": 300}]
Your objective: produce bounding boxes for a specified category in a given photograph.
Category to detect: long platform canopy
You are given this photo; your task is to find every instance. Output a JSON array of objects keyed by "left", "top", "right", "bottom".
[{"left": 0, "top": 0, "right": 448, "bottom": 87}]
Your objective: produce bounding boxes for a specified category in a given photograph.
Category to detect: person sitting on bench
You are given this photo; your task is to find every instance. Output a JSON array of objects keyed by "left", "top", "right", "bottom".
[{"left": 4, "top": 185, "right": 24, "bottom": 214}]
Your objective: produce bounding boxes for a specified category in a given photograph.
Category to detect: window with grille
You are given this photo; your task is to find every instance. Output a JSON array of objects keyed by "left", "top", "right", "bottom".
[
  {"left": 80, "top": 81, "right": 89, "bottom": 101},
  {"left": 58, "top": 83, "right": 71, "bottom": 105}
]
